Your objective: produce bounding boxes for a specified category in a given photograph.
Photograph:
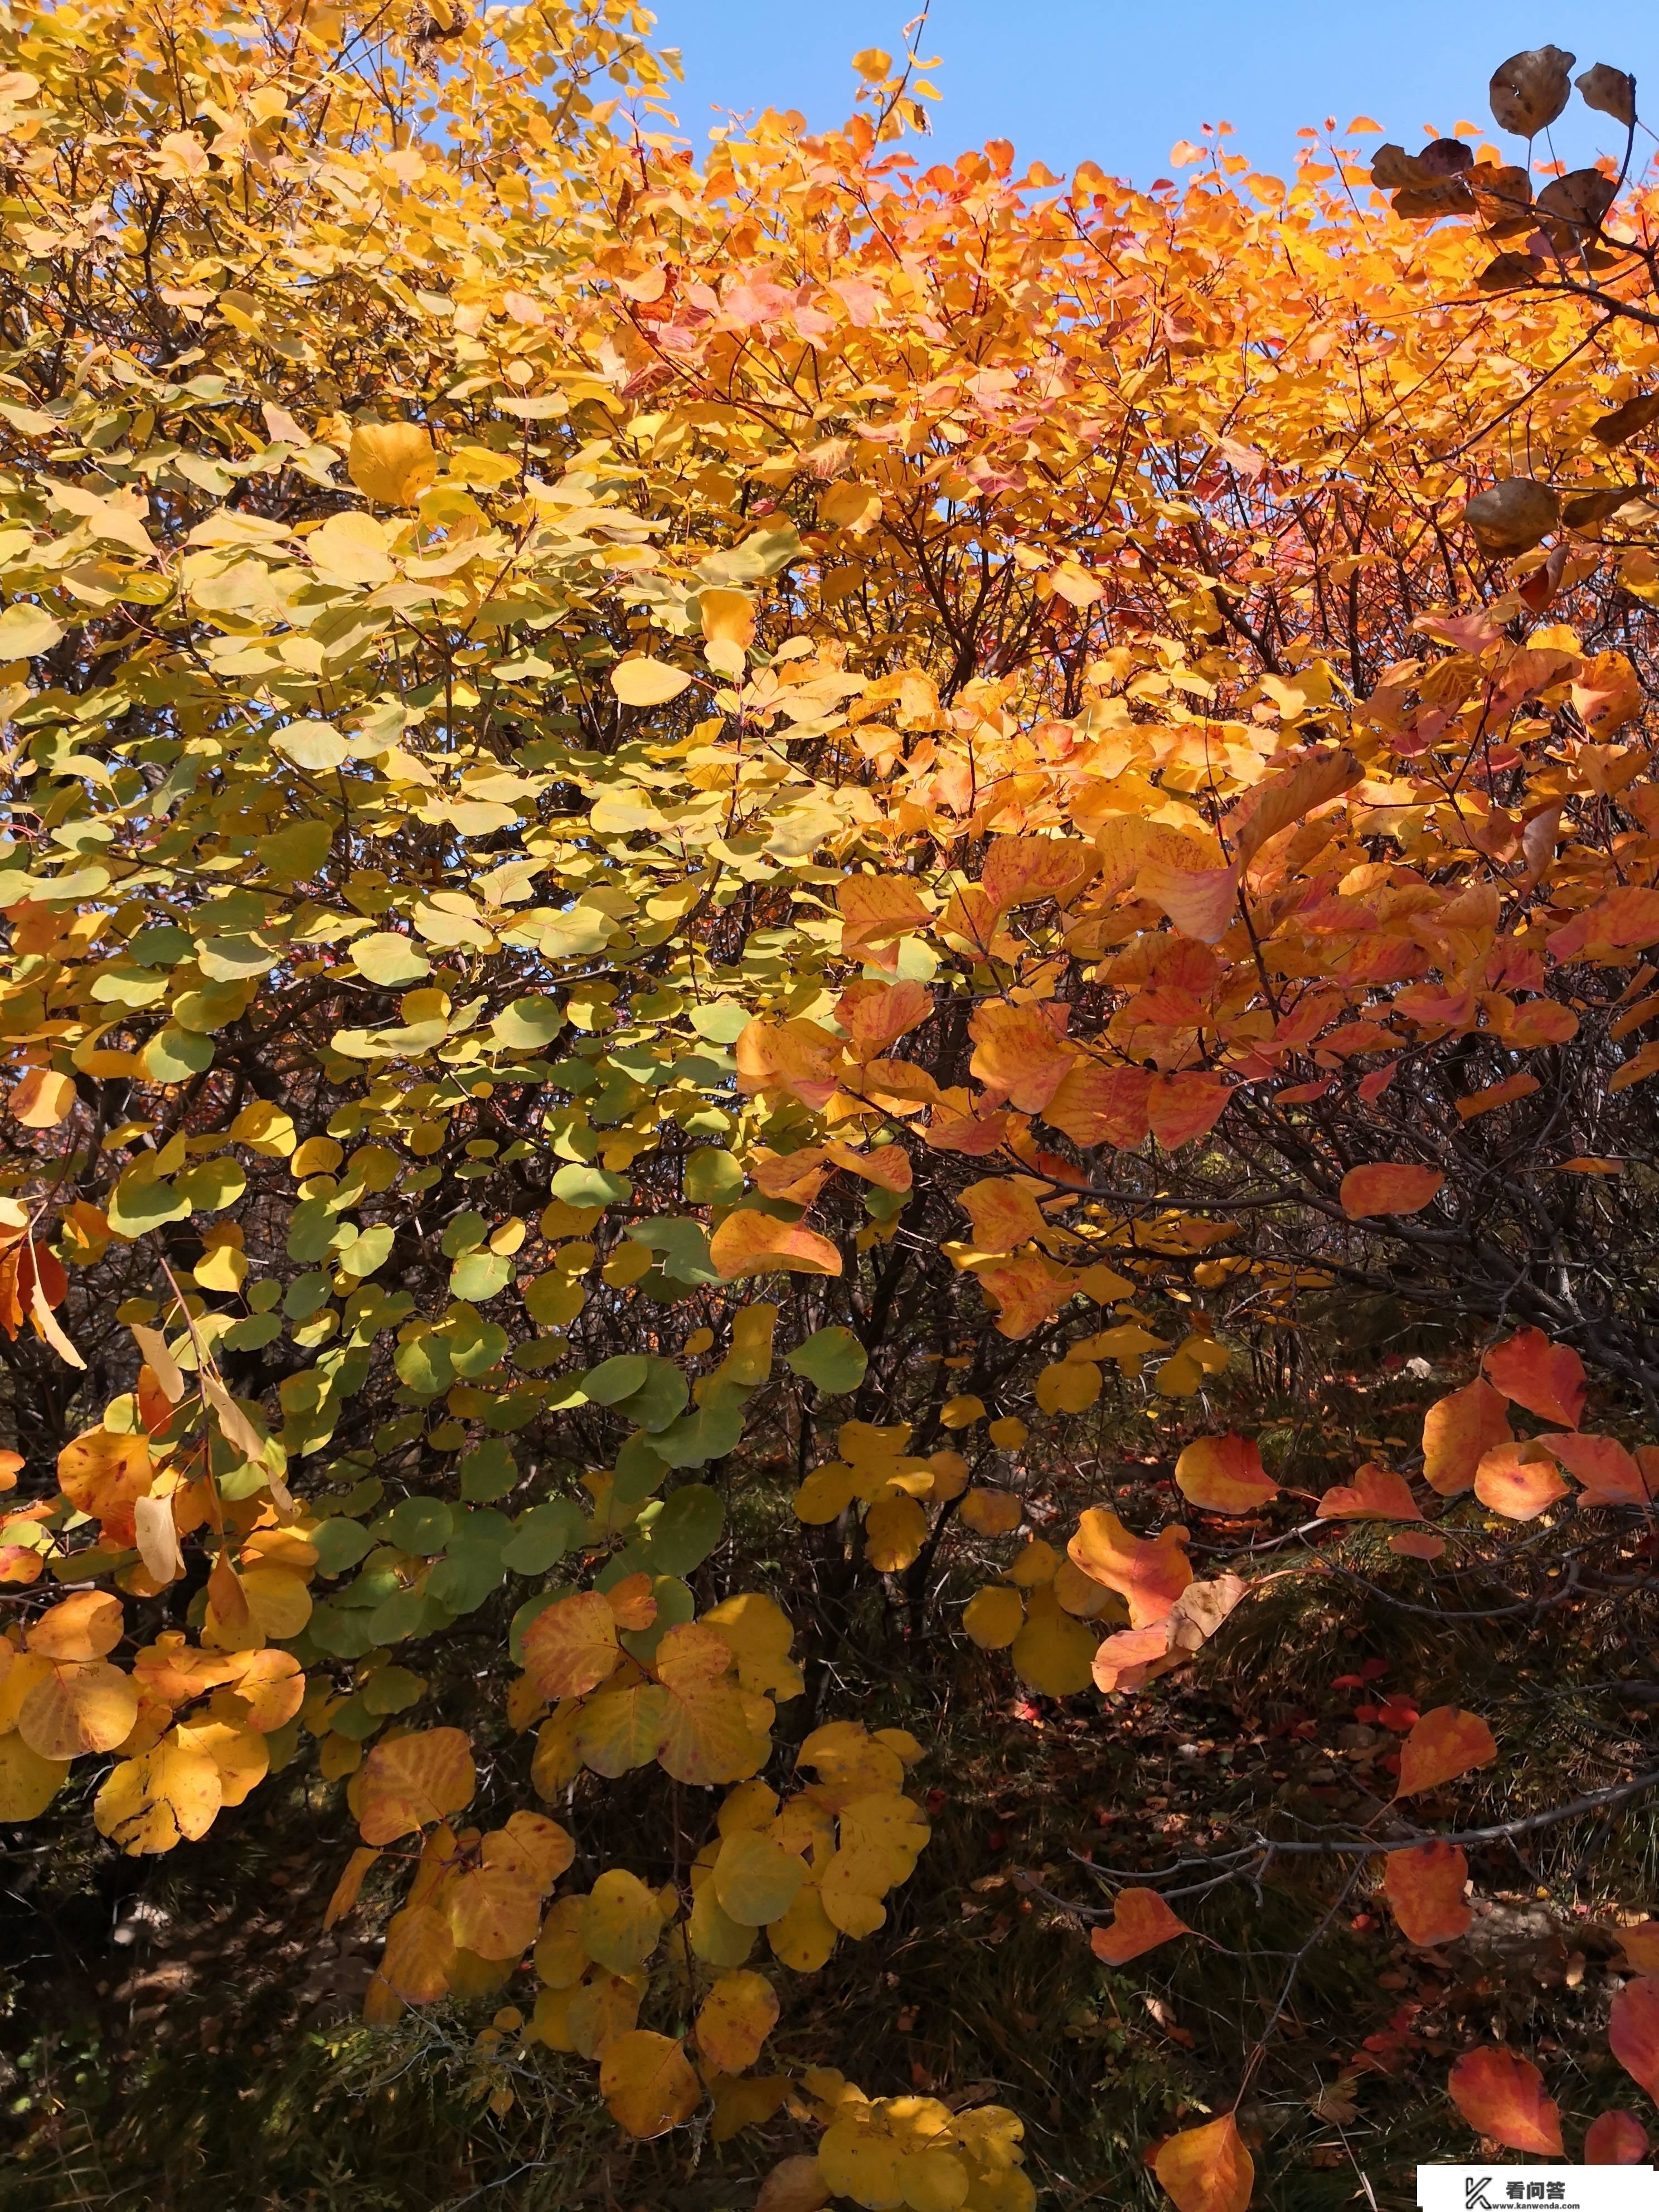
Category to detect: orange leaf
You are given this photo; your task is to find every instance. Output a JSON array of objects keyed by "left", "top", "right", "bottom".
[
  {"left": 522, "top": 1592, "right": 620, "bottom": 1700},
  {"left": 1137, "top": 856, "right": 1238, "bottom": 943},
  {"left": 957, "top": 1177, "right": 1048, "bottom": 1253},
  {"left": 1175, "top": 1435, "right": 1276, "bottom": 1515},
  {"left": 1068, "top": 1508, "right": 1192, "bottom": 1627},
  {"left": 1153, "top": 2113, "right": 1254, "bottom": 2212},
  {"left": 734, "top": 1018, "right": 843, "bottom": 1109},
  {"left": 1316, "top": 1463, "right": 1423, "bottom": 1521},
  {"left": 56, "top": 1428, "right": 152, "bottom": 1524},
  {"left": 709, "top": 1211, "right": 842, "bottom": 1280},
  {"left": 1147, "top": 1071, "right": 1233, "bottom": 1148},
  {"left": 1389, "top": 1530, "right": 1447, "bottom": 1561},
  {"left": 1619, "top": 1923, "right": 1659, "bottom": 1973},
  {"left": 1383, "top": 1841, "right": 1469, "bottom": 1947},
  {"left": 1225, "top": 744, "right": 1362, "bottom": 867},
  {"left": 967, "top": 1001, "right": 1078, "bottom": 1113},
  {"left": 1586, "top": 2111, "right": 1650, "bottom": 2165},
  {"left": 27, "top": 1589, "right": 123, "bottom": 1661},
  {"left": 1089, "top": 1887, "right": 1191, "bottom": 1964},
  {"left": 834, "top": 978, "right": 932, "bottom": 1060},
  {"left": 1396, "top": 1706, "right": 1497, "bottom": 1799},
  {"left": 371, "top": 1901, "right": 455, "bottom": 2007},
  {"left": 1447, "top": 2047, "right": 1563, "bottom": 2156},
  {"left": 974, "top": 1253, "right": 1071, "bottom": 1340},
  {"left": 10, "top": 1068, "right": 75, "bottom": 1128},
  {"left": 357, "top": 1727, "right": 476, "bottom": 1845},
  {"left": 1339, "top": 1164, "right": 1444, "bottom": 1219},
  {"left": 1539, "top": 1432, "right": 1648, "bottom": 1506},
  {"left": 1610, "top": 1976, "right": 1659, "bottom": 2104},
  {"left": 1473, "top": 1442, "right": 1568, "bottom": 1521},
  {"left": 1483, "top": 1327, "right": 1586, "bottom": 1429},
  {"left": 1042, "top": 1061, "right": 1153, "bottom": 1149},
  {"left": 1422, "top": 1380, "right": 1511, "bottom": 1498},
  {"left": 981, "top": 835, "right": 1098, "bottom": 913},
  {"left": 837, "top": 874, "right": 930, "bottom": 968}
]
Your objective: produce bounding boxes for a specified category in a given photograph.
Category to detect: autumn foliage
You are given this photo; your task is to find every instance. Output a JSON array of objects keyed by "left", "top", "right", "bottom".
[{"left": 2, "top": 3, "right": 1659, "bottom": 2201}]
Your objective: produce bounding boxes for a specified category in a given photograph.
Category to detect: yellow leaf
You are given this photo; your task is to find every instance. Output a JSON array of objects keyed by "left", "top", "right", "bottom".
[
  {"left": 94, "top": 1733, "right": 222, "bottom": 1854},
  {"left": 599, "top": 2028, "right": 701, "bottom": 2139},
  {"left": 695, "top": 1969, "right": 779, "bottom": 2074},
  {"left": 0, "top": 1730, "right": 70, "bottom": 1820},
  {"left": 712, "top": 1825, "right": 807, "bottom": 1926},
  {"left": 348, "top": 420, "right": 438, "bottom": 507},
  {"left": 611, "top": 657, "right": 693, "bottom": 708},
  {"left": 961, "top": 1585, "right": 1024, "bottom": 1649},
  {"left": 581, "top": 1867, "right": 663, "bottom": 1974}
]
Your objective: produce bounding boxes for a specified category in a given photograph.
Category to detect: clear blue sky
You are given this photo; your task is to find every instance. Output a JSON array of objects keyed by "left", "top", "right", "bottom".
[{"left": 642, "top": 3, "right": 1658, "bottom": 184}]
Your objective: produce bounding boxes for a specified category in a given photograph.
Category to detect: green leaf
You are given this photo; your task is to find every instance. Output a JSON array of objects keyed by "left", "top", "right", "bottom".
[
  {"left": 683, "top": 1147, "right": 743, "bottom": 1204},
  {"left": 395, "top": 1332, "right": 454, "bottom": 1395},
  {"left": 284, "top": 1272, "right": 333, "bottom": 1320},
  {"left": 550, "top": 1161, "right": 630, "bottom": 1207},
  {"left": 501, "top": 1498, "right": 585, "bottom": 1575},
  {"left": 361, "top": 1665, "right": 425, "bottom": 1715},
  {"left": 139, "top": 1024, "right": 214, "bottom": 1082},
  {"left": 624, "top": 1216, "right": 718, "bottom": 1286},
  {"left": 447, "top": 1309, "right": 508, "bottom": 1376},
  {"left": 308, "top": 1601, "right": 378, "bottom": 1658},
  {"left": 450, "top": 1249, "right": 511, "bottom": 1301},
  {"left": 688, "top": 998, "right": 750, "bottom": 1044},
  {"left": 311, "top": 1518, "right": 376, "bottom": 1576},
  {"left": 288, "top": 1195, "right": 346, "bottom": 1263},
  {"left": 631, "top": 1485, "right": 724, "bottom": 1576},
  {"left": 426, "top": 1540, "right": 505, "bottom": 1613},
  {"left": 223, "top": 1311, "right": 282, "bottom": 1352},
  {"left": 786, "top": 1326, "right": 869, "bottom": 1395},
  {"left": 459, "top": 1438, "right": 517, "bottom": 1501},
  {"left": 613, "top": 1430, "right": 670, "bottom": 1505},
  {"left": 440, "top": 1210, "right": 488, "bottom": 1259},
  {"left": 612, "top": 1355, "right": 689, "bottom": 1434},
  {"left": 380, "top": 1496, "right": 454, "bottom": 1554},
  {"left": 255, "top": 818, "right": 333, "bottom": 881},
  {"left": 173, "top": 1155, "right": 247, "bottom": 1213},
  {"left": 340, "top": 1223, "right": 395, "bottom": 1278},
  {"left": 105, "top": 1171, "right": 190, "bottom": 1238},
  {"left": 583, "top": 1354, "right": 649, "bottom": 1404}
]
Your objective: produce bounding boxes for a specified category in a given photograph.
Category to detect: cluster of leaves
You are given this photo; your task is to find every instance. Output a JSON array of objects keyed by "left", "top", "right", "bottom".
[{"left": 3, "top": 0, "right": 1659, "bottom": 2201}]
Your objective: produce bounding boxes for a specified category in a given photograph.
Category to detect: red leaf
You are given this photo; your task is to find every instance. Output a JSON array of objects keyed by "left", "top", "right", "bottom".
[
  {"left": 1340, "top": 1164, "right": 1444, "bottom": 1219},
  {"left": 1395, "top": 1706, "right": 1497, "bottom": 1799},
  {"left": 1610, "top": 1976, "right": 1659, "bottom": 2103},
  {"left": 1586, "top": 2111, "right": 1650, "bottom": 2165},
  {"left": 1447, "top": 2047, "right": 1563, "bottom": 2156},
  {"left": 1483, "top": 1327, "right": 1587, "bottom": 1429},
  {"left": 1316, "top": 1463, "right": 1423, "bottom": 1521},
  {"left": 1090, "top": 1888, "right": 1191, "bottom": 1964},
  {"left": 1538, "top": 1431, "right": 1649, "bottom": 1507}
]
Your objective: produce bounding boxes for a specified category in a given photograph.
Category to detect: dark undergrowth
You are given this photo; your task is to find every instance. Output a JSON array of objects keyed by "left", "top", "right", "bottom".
[{"left": 1, "top": 1344, "right": 1653, "bottom": 2210}]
